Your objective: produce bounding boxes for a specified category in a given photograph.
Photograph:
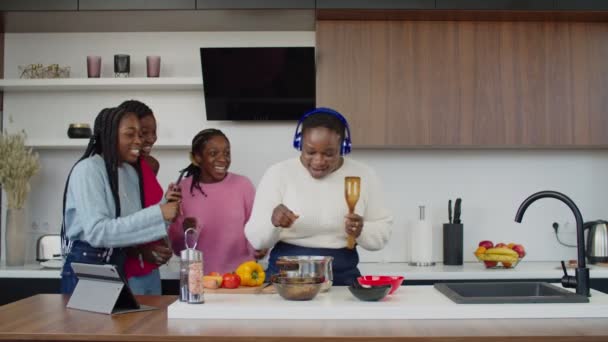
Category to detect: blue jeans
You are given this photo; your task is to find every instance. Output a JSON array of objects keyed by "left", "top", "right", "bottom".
[
  {"left": 267, "top": 241, "right": 361, "bottom": 286},
  {"left": 128, "top": 268, "right": 162, "bottom": 295},
  {"left": 60, "top": 241, "right": 125, "bottom": 294}
]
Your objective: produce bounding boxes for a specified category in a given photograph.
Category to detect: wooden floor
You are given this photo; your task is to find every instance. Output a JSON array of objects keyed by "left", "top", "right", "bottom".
[{"left": 0, "top": 294, "right": 607, "bottom": 341}]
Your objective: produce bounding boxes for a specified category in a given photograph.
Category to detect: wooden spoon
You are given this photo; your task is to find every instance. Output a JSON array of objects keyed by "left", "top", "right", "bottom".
[{"left": 344, "top": 176, "right": 361, "bottom": 249}]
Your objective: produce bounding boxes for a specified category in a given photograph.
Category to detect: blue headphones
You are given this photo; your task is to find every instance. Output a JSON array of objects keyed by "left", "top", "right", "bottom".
[{"left": 293, "top": 107, "right": 352, "bottom": 155}]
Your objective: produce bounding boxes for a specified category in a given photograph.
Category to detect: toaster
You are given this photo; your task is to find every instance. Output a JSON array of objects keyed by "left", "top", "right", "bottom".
[{"left": 36, "top": 234, "right": 62, "bottom": 261}]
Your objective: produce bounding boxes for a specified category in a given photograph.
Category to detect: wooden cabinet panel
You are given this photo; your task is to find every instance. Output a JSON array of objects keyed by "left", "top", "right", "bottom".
[
  {"left": 0, "top": 0, "right": 77, "bottom": 11},
  {"left": 78, "top": 0, "right": 195, "bottom": 10},
  {"left": 196, "top": 0, "right": 314, "bottom": 9},
  {"left": 556, "top": 0, "right": 608, "bottom": 11},
  {"left": 317, "top": 20, "right": 608, "bottom": 148},
  {"left": 316, "top": 22, "right": 388, "bottom": 145},
  {"left": 436, "top": 0, "right": 554, "bottom": 10},
  {"left": 316, "top": 0, "right": 434, "bottom": 9}
]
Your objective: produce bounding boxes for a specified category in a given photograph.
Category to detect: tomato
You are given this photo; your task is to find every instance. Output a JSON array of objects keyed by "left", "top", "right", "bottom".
[{"left": 222, "top": 273, "right": 241, "bottom": 289}]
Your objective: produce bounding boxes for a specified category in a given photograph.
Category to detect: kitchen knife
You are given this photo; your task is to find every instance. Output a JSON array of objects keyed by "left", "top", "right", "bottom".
[
  {"left": 448, "top": 199, "right": 452, "bottom": 224},
  {"left": 454, "top": 198, "right": 462, "bottom": 224}
]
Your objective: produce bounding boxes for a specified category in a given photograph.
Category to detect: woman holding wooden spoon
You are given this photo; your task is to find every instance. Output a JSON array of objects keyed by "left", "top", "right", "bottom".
[{"left": 245, "top": 108, "right": 393, "bottom": 285}]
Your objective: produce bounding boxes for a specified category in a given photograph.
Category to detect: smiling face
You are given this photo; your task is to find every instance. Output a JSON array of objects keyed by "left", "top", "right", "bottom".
[
  {"left": 194, "top": 135, "right": 231, "bottom": 183},
  {"left": 299, "top": 127, "right": 343, "bottom": 179},
  {"left": 117, "top": 113, "right": 142, "bottom": 164},
  {"left": 138, "top": 114, "right": 157, "bottom": 157}
]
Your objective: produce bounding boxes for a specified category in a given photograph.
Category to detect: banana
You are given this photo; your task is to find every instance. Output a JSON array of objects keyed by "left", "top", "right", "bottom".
[
  {"left": 476, "top": 253, "right": 488, "bottom": 261},
  {"left": 485, "top": 247, "right": 518, "bottom": 257},
  {"left": 482, "top": 254, "right": 518, "bottom": 263}
]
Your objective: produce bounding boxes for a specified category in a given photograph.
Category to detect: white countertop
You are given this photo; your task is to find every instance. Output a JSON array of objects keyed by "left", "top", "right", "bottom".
[
  {"left": 168, "top": 286, "right": 608, "bottom": 320},
  {"left": 2, "top": 260, "right": 608, "bottom": 280},
  {"left": 359, "top": 261, "right": 608, "bottom": 280}
]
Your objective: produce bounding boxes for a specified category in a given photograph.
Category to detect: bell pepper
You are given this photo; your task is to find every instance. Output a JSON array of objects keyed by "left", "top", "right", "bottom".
[{"left": 235, "top": 260, "right": 266, "bottom": 287}]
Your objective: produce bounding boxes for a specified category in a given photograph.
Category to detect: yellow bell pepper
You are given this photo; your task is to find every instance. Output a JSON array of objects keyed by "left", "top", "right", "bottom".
[{"left": 235, "top": 260, "right": 266, "bottom": 287}]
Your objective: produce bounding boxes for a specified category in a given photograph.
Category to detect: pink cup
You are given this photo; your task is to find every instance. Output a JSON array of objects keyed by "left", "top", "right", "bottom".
[
  {"left": 146, "top": 56, "right": 161, "bottom": 77},
  {"left": 87, "top": 56, "right": 101, "bottom": 78}
]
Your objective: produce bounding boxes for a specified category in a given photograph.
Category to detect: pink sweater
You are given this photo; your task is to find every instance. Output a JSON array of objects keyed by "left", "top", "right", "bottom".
[{"left": 168, "top": 173, "right": 256, "bottom": 274}]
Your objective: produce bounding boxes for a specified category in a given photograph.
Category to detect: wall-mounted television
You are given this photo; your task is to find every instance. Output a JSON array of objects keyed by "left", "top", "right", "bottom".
[{"left": 200, "top": 47, "right": 316, "bottom": 121}]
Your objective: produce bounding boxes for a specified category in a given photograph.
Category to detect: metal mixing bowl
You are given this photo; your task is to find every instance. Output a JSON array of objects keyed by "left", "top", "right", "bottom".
[
  {"left": 271, "top": 275, "right": 324, "bottom": 301},
  {"left": 276, "top": 256, "right": 334, "bottom": 292}
]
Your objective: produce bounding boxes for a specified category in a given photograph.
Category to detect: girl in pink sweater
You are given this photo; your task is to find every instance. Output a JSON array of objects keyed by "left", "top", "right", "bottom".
[{"left": 168, "top": 129, "right": 264, "bottom": 274}]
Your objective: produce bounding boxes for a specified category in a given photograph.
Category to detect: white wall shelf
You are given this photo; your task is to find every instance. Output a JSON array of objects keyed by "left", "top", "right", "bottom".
[
  {"left": 0, "top": 77, "right": 202, "bottom": 91},
  {"left": 26, "top": 139, "right": 190, "bottom": 150}
]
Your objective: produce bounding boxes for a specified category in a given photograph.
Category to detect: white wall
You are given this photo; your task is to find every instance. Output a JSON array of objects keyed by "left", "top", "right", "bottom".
[{"left": 3, "top": 32, "right": 607, "bottom": 264}]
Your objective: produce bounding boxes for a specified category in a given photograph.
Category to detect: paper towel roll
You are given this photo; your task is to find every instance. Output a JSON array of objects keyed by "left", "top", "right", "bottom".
[{"left": 410, "top": 206, "right": 433, "bottom": 264}]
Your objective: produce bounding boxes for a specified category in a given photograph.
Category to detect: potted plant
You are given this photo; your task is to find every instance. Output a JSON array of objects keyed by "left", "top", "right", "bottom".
[{"left": 0, "top": 131, "right": 40, "bottom": 266}]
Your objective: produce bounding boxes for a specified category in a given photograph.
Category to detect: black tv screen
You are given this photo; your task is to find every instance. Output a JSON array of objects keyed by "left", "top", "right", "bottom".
[{"left": 200, "top": 47, "right": 316, "bottom": 121}]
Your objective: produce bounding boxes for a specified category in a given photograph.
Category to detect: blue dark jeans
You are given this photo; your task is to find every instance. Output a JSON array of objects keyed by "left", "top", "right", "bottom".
[
  {"left": 128, "top": 268, "right": 162, "bottom": 295},
  {"left": 60, "top": 240, "right": 125, "bottom": 294},
  {"left": 267, "top": 241, "right": 361, "bottom": 286}
]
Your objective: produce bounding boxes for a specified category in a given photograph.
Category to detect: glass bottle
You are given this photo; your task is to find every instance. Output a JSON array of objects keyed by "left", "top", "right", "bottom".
[{"left": 179, "top": 227, "right": 204, "bottom": 304}]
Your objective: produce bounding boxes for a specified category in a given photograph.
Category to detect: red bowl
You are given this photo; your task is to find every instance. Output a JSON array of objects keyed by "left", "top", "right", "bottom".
[{"left": 357, "top": 275, "right": 404, "bottom": 294}]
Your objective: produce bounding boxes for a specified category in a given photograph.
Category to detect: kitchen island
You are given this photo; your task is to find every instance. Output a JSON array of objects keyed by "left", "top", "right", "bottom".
[
  {"left": 1, "top": 293, "right": 608, "bottom": 342},
  {"left": 4, "top": 261, "right": 608, "bottom": 280},
  {"left": 168, "top": 286, "right": 608, "bottom": 320},
  {"left": 2, "top": 261, "right": 608, "bottom": 305}
]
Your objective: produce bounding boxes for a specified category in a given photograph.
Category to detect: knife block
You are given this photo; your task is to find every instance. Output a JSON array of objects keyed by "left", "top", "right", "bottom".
[{"left": 443, "top": 223, "right": 463, "bottom": 265}]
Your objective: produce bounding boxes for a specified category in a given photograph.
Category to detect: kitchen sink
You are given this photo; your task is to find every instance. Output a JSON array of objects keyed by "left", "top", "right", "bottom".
[{"left": 434, "top": 282, "right": 590, "bottom": 304}]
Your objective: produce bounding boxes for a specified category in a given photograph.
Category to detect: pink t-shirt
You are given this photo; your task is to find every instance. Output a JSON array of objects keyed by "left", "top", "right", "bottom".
[
  {"left": 124, "top": 158, "right": 164, "bottom": 279},
  {"left": 168, "top": 173, "right": 256, "bottom": 274}
]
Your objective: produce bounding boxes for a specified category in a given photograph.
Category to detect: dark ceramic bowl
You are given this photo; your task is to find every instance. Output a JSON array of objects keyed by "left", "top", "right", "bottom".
[
  {"left": 67, "top": 124, "right": 92, "bottom": 139},
  {"left": 348, "top": 281, "right": 391, "bottom": 301}
]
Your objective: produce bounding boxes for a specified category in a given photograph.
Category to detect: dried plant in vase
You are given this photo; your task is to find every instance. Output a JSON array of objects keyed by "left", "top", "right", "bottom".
[
  {"left": 0, "top": 130, "right": 40, "bottom": 266},
  {"left": 0, "top": 130, "right": 40, "bottom": 210}
]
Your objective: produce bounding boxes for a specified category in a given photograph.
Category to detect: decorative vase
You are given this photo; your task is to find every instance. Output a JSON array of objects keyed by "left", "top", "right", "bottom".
[
  {"left": 87, "top": 56, "right": 102, "bottom": 78},
  {"left": 114, "top": 54, "right": 130, "bottom": 78},
  {"left": 146, "top": 56, "right": 161, "bottom": 77},
  {"left": 5, "top": 207, "right": 26, "bottom": 266}
]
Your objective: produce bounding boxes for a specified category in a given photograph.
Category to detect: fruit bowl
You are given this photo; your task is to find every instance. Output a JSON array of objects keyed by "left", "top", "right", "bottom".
[
  {"left": 474, "top": 253, "right": 525, "bottom": 269},
  {"left": 474, "top": 241, "right": 526, "bottom": 269}
]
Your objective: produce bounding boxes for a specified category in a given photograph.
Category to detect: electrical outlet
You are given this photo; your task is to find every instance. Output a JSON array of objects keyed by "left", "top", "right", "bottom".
[{"left": 561, "top": 221, "right": 576, "bottom": 233}]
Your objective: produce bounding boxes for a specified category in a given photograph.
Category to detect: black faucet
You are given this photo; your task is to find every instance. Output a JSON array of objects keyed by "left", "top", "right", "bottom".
[{"left": 514, "top": 190, "right": 590, "bottom": 297}]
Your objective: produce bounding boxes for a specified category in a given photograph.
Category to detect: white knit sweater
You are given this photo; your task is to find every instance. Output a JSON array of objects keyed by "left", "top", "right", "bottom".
[{"left": 245, "top": 157, "right": 393, "bottom": 250}]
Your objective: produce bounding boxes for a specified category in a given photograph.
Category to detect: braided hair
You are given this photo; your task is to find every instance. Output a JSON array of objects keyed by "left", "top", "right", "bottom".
[
  {"left": 118, "top": 99, "right": 153, "bottom": 119},
  {"left": 301, "top": 112, "right": 346, "bottom": 142},
  {"left": 60, "top": 107, "right": 141, "bottom": 253},
  {"left": 118, "top": 99, "right": 154, "bottom": 204},
  {"left": 181, "top": 128, "right": 228, "bottom": 197}
]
